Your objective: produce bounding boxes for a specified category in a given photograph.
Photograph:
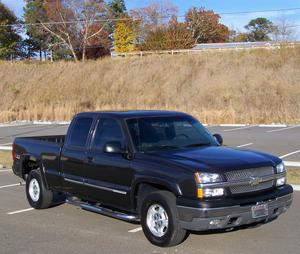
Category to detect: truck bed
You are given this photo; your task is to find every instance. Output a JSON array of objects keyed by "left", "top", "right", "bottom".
[
  {"left": 17, "top": 135, "right": 66, "bottom": 144},
  {"left": 12, "top": 135, "right": 66, "bottom": 178}
]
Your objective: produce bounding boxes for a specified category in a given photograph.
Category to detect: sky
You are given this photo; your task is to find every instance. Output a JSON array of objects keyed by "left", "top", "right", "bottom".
[{"left": 2, "top": 0, "right": 300, "bottom": 36}]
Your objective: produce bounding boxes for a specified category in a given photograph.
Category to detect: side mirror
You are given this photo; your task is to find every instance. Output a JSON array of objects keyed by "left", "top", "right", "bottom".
[
  {"left": 213, "top": 134, "right": 223, "bottom": 146},
  {"left": 103, "top": 141, "right": 124, "bottom": 154}
]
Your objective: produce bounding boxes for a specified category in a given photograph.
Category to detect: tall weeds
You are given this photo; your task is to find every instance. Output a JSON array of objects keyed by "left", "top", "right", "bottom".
[{"left": 0, "top": 47, "right": 299, "bottom": 124}]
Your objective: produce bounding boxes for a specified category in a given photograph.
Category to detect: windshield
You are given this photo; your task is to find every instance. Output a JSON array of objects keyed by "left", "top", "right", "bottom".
[{"left": 126, "top": 116, "right": 218, "bottom": 152}]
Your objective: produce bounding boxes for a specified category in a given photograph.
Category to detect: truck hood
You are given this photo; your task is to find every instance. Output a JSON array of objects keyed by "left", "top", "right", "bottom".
[{"left": 147, "top": 146, "right": 281, "bottom": 173}]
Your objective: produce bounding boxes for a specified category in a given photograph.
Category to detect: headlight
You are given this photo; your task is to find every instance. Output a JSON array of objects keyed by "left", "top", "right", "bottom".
[
  {"left": 276, "top": 163, "right": 286, "bottom": 186},
  {"left": 195, "top": 172, "right": 225, "bottom": 198},
  {"left": 276, "top": 162, "right": 286, "bottom": 174},
  {"left": 276, "top": 177, "right": 286, "bottom": 187},
  {"left": 195, "top": 172, "right": 223, "bottom": 184}
]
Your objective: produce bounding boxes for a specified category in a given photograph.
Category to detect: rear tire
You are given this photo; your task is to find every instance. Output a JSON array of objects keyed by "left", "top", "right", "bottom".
[
  {"left": 26, "top": 169, "right": 54, "bottom": 209},
  {"left": 140, "top": 191, "right": 187, "bottom": 247}
]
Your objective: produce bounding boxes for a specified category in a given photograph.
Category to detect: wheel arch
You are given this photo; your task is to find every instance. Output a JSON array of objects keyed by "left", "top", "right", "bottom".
[
  {"left": 131, "top": 177, "right": 182, "bottom": 214},
  {"left": 20, "top": 154, "right": 49, "bottom": 189}
]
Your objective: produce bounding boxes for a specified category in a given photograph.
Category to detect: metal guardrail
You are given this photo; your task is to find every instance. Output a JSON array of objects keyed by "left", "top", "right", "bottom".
[{"left": 111, "top": 41, "right": 300, "bottom": 58}]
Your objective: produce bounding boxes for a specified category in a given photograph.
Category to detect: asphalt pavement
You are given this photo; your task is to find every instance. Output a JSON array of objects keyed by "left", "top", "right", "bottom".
[
  {"left": 0, "top": 122, "right": 300, "bottom": 254},
  {"left": 0, "top": 170, "right": 299, "bottom": 254}
]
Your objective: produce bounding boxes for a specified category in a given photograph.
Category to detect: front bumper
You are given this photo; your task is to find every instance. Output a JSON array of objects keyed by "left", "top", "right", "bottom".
[{"left": 178, "top": 191, "right": 293, "bottom": 231}]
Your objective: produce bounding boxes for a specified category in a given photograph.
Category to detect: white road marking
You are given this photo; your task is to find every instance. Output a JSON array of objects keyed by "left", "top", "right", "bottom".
[
  {"left": 280, "top": 150, "right": 300, "bottom": 159},
  {"left": 258, "top": 124, "right": 287, "bottom": 128},
  {"left": 0, "top": 169, "right": 11, "bottom": 172},
  {"left": 128, "top": 227, "right": 142, "bottom": 233},
  {"left": 0, "top": 146, "right": 12, "bottom": 151},
  {"left": 223, "top": 126, "right": 255, "bottom": 132},
  {"left": 267, "top": 126, "right": 300, "bottom": 133},
  {"left": 284, "top": 161, "right": 300, "bottom": 167},
  {"left": 0, "top": 143, "right": 12, "bottom": 146},
  {"left": 236, "top": 143, "right": 253, "bottom": 148},
  {"left": 219, "top": 124, "right": 247, "bottom": 127},
  {"left": 292, "top": 185, "right": 300, "bottom": 191},
  {"left": 7, "top": 208, "right": 34, "bottom": 215},
  {"left": 0, "top": 183, "right": 21, "bottom": 189}
]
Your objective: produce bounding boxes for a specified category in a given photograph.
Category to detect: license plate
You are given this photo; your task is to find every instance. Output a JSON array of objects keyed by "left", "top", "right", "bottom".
[{"left": 251, "top": 204, "right": 269, "bottom": 218}]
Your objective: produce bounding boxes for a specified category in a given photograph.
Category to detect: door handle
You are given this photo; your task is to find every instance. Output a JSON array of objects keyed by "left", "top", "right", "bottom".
[{"left": 86, "top": 156, "right": 94, "bottom": 163}]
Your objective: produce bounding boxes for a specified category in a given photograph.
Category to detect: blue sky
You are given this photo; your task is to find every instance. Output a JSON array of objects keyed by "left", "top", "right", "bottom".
[{"left": 2, "top": 0, "right": 300, "bottom": 35}]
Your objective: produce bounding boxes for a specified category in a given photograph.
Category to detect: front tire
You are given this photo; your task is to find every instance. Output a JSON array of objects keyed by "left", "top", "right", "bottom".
[
  {"left": 141, "top": 191, "right": 187, "bottom": 247},
  {"left": 26, "top": 169, "right": 54, "bottom": 209}
]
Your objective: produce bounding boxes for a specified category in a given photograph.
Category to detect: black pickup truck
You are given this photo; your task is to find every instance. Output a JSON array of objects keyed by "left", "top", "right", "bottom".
[{"left": 12, "top": 111, "right": 293, "bottom": 247}]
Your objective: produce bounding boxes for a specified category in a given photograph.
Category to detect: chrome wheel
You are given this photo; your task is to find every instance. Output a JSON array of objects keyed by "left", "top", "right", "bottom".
[
  {"left": 29, "top": 178, "right": 40, "bottom": 202},
  {"left": 146, "top": 204, "right": 169, "bottom": 237}
]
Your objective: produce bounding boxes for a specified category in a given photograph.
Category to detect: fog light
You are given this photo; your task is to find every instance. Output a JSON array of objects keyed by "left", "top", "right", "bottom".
[
  {"left": 203, "top": 188, "right": 224, "bottom": 197},
  {"left": 209, "top": 219, "right": 222, "bottom": 226},
  {"left": 276, "top": 177, "right": 286, "bottom": 186}
]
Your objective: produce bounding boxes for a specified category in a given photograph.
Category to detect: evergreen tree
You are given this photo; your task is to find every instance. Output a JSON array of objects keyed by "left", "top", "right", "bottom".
[{"left": 0, "top": 2, "right": 22, "bottom": 59}]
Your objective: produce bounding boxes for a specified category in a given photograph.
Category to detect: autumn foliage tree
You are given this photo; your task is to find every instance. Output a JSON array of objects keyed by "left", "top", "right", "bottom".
[
  {"left": 114, "top": 19, "right": 136, "bottom": 53},
  {"left": 185, "top": 7, "right": 229, "bottom": 43},
  {"left": 140, "top": 19, "right": 194, "bottom": 51},
  {"left": 34, "top": 0, "right": 111, "bottom": 61}
]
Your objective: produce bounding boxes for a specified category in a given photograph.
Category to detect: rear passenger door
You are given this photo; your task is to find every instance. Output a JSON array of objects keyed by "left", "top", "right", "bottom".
[
  {"left": 61, "top": 116, "right": 95, "bottom": 196},
  {"left": 84, "top": 117, "right": 133, "bottom": 209}
]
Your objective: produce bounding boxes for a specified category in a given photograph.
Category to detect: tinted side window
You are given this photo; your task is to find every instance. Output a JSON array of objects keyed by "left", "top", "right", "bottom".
[
  {"left": 92, "top": 119, "right": 124, "bottom": 150},
  {"left": 69, "top": 117, "right": 93, "bottom": 147}
]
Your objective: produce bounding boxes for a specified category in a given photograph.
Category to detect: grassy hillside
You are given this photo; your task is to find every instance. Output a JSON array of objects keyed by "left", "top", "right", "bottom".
[{"left": 0, "top": 46, "right": 299, "bottom": 124}]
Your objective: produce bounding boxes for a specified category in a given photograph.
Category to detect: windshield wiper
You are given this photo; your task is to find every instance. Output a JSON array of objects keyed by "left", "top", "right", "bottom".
[{"left": 184, "top": 143, "right": 210, "bottom": 148}]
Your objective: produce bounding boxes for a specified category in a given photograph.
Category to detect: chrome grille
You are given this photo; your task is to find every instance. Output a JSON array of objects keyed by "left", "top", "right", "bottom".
[{"left": 225, "top": 167, "right": 275, "bottom": 194}]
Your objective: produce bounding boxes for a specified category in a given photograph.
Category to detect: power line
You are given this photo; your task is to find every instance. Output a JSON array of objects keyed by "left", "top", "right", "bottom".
[
  {"left": 0, "top": 7, "right": 300, "bottom": 28},
  {"left": 218, "top": 7, "right": 300, "bottom": 15}
]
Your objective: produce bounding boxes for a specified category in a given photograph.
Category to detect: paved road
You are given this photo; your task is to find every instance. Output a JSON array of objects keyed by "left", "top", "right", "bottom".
[
  {"left": 0, "top": 170, "right": 299, "bottom": 254},
  {"left": 0, "top": 123, "right": 300, "bottom": 253},
  {"left": 1, "top": 123, "right": 299, "bottom": 165}
]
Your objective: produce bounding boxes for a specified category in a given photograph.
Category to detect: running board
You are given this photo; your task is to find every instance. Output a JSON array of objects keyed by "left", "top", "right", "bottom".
[{"left": 66, "top": 198, "right": 139, "bottom": 222}]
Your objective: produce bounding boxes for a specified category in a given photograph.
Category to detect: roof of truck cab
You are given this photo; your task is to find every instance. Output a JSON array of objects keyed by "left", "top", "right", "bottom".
[{"left": 76, "top": 110, "right": 190, "bottom": 119}]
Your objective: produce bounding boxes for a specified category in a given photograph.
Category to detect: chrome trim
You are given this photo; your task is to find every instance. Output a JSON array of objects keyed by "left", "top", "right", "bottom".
[
  {"left": 84, "top": 182, "right": 127, "bottom": 195},
  {"left": 64, "top": 178, "right": 82, "bottom": 185},
  {"left": 80, "top": 203, "right": 139, "bottom": 222},
  {"left": 198, "top": 172, "right": 286, "bottom": 189},
  {"left": 66, "top": 198, "right": 139, "bottom": 222},
  {"left": 63, "top": 177, "right": 127, "bottom": 195}
]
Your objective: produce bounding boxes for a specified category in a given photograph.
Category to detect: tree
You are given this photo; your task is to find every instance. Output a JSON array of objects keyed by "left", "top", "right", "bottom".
[
  {"left": 114, "top": 19, "right": 136, "bottom": 53},
  {"left": 130, "top": 0, "right": 178, "bottom": 43},
  {"left": 24, "top": 0, "right": 55, "bottom": 60},
  {"left": 140, "top": 27, "right": 165, "bottom": 51},
  {"left": 108, "top": 0, "right": 126, "bottom": 18},
  {"left": 32, "top": 0, "right": 111, "bottom": 61},
  {"left": 234, "top": 33, "right": 250, "bottom": 42},
  {"left": 0, "top": 2, "right": 22, "bottom": 59},
  {"left": 273, "top": 16, "right": 297, "bottom": 42},
  {"left": 185, "top": 7, "right": 229, "bottom": 43},
  {"left": 140, "top": 19, "right": 194, "bottom": 51},
  {"left": 163, "top": 19, "right": 195, "bottom": 50},
  {"left": 245, "top": 17, "right": 277, "bottom": 41}
]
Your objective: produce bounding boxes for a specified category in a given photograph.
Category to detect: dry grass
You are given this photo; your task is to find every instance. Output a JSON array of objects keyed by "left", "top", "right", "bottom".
[
  {"left": 287, "top": 169, "right": 300, "bottom": 185},
  {"left": 0, "top": 151, "right": 12, "bottom": 169},
  {"left": 0, "top": 46, "right": 300, "bottom": 124}
]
